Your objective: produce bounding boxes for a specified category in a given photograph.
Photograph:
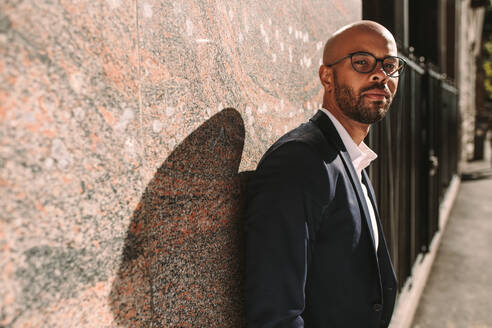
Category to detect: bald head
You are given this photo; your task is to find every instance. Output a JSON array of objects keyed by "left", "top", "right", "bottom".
[{"left": 323, "top": 21, "right": 397, "bottom": 65}]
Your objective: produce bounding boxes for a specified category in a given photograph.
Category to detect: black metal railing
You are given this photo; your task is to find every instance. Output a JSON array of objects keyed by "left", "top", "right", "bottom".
[{"left": 368, "top": 57, "right": 459, "bottom": 289}]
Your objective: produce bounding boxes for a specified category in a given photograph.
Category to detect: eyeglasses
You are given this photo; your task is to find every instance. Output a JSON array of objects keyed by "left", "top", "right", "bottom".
[{"left": 325, "top": 51, "right": 406, "bottom": 77}]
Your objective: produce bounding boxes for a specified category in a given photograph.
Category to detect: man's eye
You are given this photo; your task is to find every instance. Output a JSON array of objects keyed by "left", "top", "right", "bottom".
[
  {"left": 354, "top": 60, "right": 369, "bottom": 65},
  {"left": 384, "top": 63, "right": 396, "bottom": 70}
]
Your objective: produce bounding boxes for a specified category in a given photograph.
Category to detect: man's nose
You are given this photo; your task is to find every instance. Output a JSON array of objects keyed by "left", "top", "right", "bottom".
[{"left": 369, "top": 62, "right": 388, "bottom": 82}]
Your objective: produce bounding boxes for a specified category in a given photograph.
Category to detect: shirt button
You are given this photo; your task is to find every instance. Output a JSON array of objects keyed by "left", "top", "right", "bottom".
[{"left": 373, "top": 303, "right": 383, "bottom": 312}]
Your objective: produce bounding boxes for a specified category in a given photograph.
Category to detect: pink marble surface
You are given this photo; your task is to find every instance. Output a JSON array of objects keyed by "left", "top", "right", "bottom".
[
  {"left": 0, "top": 0, "right": 361, "bottom": 326},
  {"left": 110, "top": 108, "right": 247, "bottom": 326}
]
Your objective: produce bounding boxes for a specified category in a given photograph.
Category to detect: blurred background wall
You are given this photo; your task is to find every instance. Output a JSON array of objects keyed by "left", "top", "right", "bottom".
[{"left": 0, "top": 1, "right": 361, "bottom": 326}]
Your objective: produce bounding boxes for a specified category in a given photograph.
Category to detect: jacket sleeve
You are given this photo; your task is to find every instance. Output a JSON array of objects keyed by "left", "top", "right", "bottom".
[{"left": 244, "top": 142, "right": 325, "bottom": 328}]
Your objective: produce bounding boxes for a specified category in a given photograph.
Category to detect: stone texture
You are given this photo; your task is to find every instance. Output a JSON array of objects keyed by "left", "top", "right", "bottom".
[
  {"left": 0, "top": 0, "right": 361, "bottom": 326},
  {"left": 135, "top": 0, "right": 361, "bottom": 174},
  {"left": 1, "top": 1, "right": 143, "bottom": 327},
  {"left": 110, "top": 108, "right": 248, "bottom": 327}
]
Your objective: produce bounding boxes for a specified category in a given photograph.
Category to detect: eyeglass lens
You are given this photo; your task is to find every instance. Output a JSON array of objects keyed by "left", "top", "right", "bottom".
[{"left": 351, "top": 53, "right": 404, "bottom": 76}]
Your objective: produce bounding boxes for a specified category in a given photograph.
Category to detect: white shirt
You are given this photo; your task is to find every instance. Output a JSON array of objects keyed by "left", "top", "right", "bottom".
[{"left": 319, "top": 108, "right": 379, "bottom": 251}]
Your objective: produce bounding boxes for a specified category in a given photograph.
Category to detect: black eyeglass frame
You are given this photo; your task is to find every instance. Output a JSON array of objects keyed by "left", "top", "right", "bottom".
[{"left": 324, "top": 51, "right": 406, "bottom": 77}]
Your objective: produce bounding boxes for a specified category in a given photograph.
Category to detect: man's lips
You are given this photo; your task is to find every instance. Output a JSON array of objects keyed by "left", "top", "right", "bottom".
[{"left": 362, "top": 90, "right": 390, "bottom": 100}]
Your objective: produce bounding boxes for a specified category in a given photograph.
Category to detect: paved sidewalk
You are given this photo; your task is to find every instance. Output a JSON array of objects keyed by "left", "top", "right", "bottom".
[{"left": 412, "top": 158, "right": 492, "bottom": 328}]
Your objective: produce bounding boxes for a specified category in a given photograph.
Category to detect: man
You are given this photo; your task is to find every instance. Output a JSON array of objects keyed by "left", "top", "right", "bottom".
[{"left": 244, "top": 21, "right": 405, "bottom": 327}]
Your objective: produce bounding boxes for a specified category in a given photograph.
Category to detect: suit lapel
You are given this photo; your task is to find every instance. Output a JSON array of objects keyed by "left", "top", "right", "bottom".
[
  {"left": 310, "top": 110, "right": 377, "bottom": 253},
  {"left": 339, "top": 150, "right": 377, "bottom": 252}
]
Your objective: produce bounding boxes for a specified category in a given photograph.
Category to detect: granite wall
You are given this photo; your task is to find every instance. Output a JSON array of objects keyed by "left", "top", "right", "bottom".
[{"left": 0, "top": 1, "right": 361, "bottom": 326}]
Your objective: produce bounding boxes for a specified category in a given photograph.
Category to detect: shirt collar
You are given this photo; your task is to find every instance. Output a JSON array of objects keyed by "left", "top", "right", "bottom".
[{"left": 319, "top": 108, "right": 377, "bottom": 177}]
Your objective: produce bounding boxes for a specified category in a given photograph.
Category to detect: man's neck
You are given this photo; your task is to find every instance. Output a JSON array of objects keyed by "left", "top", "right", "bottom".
[{"left": 322, "top": 105, "right": 370, "bottom": 145}]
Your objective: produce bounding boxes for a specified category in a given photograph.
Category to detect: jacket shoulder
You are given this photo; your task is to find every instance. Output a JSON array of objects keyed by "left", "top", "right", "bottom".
[{"left": 258, "top": 121, "right": 335, "bottom": 168}]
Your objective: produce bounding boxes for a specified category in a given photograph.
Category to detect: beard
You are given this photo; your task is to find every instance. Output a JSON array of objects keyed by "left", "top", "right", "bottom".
[{"left": 333, "top": 70, "right": 393, "bottom": 124}]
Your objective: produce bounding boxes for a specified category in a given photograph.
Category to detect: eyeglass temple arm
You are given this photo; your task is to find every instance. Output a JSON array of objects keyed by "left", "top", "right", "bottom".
[{"left": 324, "top": 55, "right": 351, "bottom": 67}]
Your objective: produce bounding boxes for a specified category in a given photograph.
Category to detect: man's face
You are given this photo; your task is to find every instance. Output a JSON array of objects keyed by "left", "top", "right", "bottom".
[
  {"left": 324, "top": 29, "right": 399, "bottom": 125},
  {"left": 332, "top": 68, "right": 394, "bottom": 124}
]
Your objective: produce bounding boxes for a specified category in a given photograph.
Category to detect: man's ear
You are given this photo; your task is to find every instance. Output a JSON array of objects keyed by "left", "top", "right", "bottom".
[{"left": 319, "top": 65, "right": 332, "bottom": 91}]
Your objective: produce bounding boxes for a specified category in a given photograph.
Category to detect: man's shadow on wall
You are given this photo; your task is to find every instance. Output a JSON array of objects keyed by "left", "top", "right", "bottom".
[{"left": 109, "top": 108, "right": 251, "bottom": 327}]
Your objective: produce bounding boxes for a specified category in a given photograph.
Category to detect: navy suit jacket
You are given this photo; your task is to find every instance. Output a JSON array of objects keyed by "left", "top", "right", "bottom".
[{"left": 244, "top": 110, "right": 397, "bottom": 328}]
